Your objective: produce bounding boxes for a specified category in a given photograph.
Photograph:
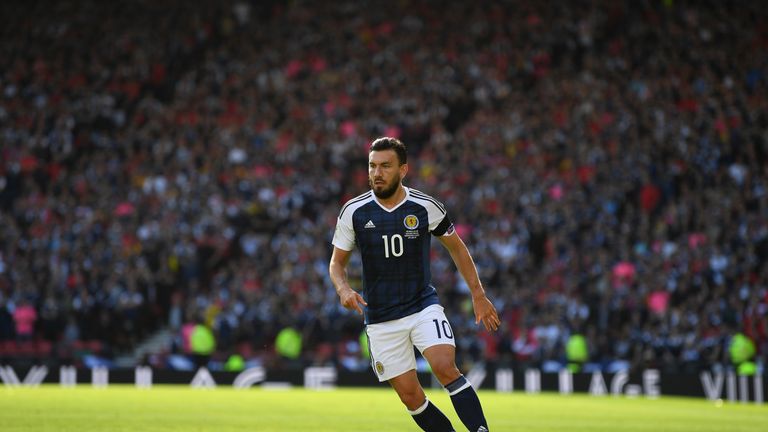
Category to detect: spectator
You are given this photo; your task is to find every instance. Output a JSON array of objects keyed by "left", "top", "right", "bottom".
[
  {"left": 12, "top": 299, "right": 37, "bottom": 341},
  {"left": 190, "top": 321, "right": 216, "bottom": 369}
]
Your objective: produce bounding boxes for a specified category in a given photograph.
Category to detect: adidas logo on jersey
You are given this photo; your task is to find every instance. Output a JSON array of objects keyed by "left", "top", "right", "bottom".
[
  {"left": 477, "top": 427, "right": 488, "bottom": 432},
  {"left": 364, "top": 220, "right": 376, "bottom": 228}
]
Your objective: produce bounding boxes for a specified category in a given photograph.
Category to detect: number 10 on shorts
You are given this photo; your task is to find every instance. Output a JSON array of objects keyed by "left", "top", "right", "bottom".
[{"left": 433, "top": 319, "right": 453, "bottom": 339}]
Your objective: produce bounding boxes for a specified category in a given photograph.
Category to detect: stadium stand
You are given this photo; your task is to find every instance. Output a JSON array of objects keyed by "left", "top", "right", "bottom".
[{"left": 0, "top": 0, "right": 766, "bottom": 376}]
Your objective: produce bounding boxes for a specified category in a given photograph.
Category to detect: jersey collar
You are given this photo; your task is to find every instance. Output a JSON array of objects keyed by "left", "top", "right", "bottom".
[{"left": 371, "top": 186, "right": 410, "bottom": 213}]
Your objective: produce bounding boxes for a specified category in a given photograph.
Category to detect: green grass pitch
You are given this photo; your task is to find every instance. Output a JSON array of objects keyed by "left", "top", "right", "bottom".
[{"left": 1, "top": 385, "right": 765, "bottom": 431}]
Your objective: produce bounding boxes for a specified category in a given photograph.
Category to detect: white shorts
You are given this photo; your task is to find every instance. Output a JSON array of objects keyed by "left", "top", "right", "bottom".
[{"left": 365, "top": 304, "right": 456, "bottom": 382}]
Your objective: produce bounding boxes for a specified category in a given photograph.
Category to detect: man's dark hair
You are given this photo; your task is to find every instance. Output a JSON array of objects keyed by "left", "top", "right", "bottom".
[{"left": 370, "top": 137, "right": 407, "bottom": 165}]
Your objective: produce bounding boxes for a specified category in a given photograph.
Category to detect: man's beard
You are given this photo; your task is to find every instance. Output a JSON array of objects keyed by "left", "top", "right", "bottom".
[{"left": 371, "top": 175, "right": 400, "bottom": 199}]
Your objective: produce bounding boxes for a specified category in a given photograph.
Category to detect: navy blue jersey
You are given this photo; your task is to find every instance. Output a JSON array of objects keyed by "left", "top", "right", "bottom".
[{"left": 332, "top": 187, "right": 455, "bottom": 324}]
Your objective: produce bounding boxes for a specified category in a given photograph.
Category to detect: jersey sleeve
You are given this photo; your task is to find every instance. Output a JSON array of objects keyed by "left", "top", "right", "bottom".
[
  {"left": 422, "top": 195, "right": 454, "bottom": 236},
  {"left": 332, "top": 212, "right": 356, "bottom": 251},
  {"left": 431, "top": 214, "right": 455, "bottom": 237}
]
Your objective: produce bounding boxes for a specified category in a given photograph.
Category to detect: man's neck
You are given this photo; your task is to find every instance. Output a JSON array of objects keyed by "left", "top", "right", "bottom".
[{"left": 377, "top": 185, "right": 407, "bottom": 209}]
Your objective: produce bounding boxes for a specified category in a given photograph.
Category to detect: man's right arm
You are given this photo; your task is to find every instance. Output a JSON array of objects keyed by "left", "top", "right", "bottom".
[{"left": 329, "top": 246, "right": 367, "bottom": 315}]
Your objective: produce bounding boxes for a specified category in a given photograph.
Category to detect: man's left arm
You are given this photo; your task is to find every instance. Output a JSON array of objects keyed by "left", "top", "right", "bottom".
[{"left": 437, "top": 233, "right": 500, "bottom": 332}]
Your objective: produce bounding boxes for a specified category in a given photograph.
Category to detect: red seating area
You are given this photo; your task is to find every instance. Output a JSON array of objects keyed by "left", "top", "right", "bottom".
[{"left": 0, "top": 340, "right": 53, "bottom": 360}]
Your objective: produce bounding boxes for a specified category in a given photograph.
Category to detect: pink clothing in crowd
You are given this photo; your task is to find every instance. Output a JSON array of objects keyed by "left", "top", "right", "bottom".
[{"left": 13, "top": 305, "right": 37, "bottom": 337}]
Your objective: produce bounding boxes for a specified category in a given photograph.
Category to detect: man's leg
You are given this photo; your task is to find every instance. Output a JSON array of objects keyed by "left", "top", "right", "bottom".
[
  {"left": 423, "top": 345, "right": 489, "bottom": 432},
  {"left": 389, "top": 370, "right": 455, "bottom": 432}
]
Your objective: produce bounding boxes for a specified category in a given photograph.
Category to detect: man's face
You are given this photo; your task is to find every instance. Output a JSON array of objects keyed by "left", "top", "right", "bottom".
[{"left": 368, "top": 150, "right": 407, "bottom": 199}]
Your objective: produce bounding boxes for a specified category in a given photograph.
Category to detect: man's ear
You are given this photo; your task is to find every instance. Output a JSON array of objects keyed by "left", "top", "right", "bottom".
[{"left": 400, "top": 163, "right": 408, "bottom": 179}]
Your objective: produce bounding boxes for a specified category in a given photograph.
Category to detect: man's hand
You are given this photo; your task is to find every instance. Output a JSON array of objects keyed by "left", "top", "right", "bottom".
[
  {"left": 330, "top": 247, "right": 366, "bottom": 315},
  {"left": 338, "top": 287, "right": 367, "bottom": 315},
  {"left": 437, "top": 233, "right": 500, "bottom": 332},
  {"left": 473, "top": 294, "right": 500, "bottom": 332}
]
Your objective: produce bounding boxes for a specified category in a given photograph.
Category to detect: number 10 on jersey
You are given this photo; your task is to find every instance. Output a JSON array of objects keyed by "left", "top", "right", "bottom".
[{"left": 382, "top": 234, "right": 403, "bottom": 258}]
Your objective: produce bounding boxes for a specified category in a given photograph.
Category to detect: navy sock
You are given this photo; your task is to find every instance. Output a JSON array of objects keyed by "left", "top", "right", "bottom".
[
  {"left": 409, "top": 399, "right": 455, "bottom": 432},
  {"left": 445, "top": 375, "right": 489, "bottom": 432}
]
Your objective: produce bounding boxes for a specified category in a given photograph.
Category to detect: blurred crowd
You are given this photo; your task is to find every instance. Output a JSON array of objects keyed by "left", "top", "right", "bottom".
[{"left": 1, "top": 0, "right": 766, "bottom": 375}]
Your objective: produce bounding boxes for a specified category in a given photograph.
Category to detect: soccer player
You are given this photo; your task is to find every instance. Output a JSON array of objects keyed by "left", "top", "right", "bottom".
[{"left": 329, "top": 137, "right": 500, "bottom": 432}]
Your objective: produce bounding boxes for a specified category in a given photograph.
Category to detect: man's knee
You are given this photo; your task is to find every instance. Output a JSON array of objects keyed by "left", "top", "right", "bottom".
[
  {"left": 430, "top": 358, "right": 461, "bottom": 384},
  {"left": 396, "top": 387, "right": 426, "bottom": 410},
  {"left": 389, "top": 372, "right": 427, "bottom": 410}
]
